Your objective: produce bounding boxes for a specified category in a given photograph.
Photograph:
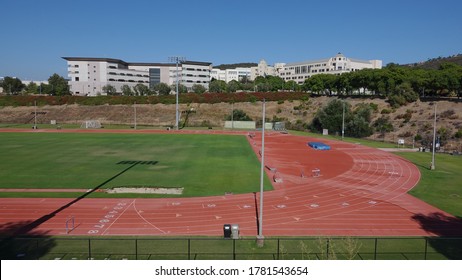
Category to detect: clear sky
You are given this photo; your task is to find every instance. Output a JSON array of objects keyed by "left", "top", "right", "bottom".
[{"left": 1, "top": 0, "right": 461, "bottom": 80}]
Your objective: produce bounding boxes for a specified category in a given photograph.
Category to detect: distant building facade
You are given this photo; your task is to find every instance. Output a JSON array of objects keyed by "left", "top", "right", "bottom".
[
  {"left": 211, "top": 68, "right": 251, "bottom": 83},
  {"left": 250, "top": 60, "right": 276, "bottom": 80},
  {"left": 63, "top": 57, "right": 211, "bottom": 96},
  {"left": 63, "top": 54, "right": 381, "bottom": 95},
  {"left": 278, "top": 53, "right": 382, "bottom": 84}
]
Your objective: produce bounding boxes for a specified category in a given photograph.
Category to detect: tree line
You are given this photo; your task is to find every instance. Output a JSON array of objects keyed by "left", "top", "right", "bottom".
[
  {"left": 0, "top": 74, "right": 69, "bottom": 95},
  {"left": 2, "top": 62, "right": 461, "bottom": 106}
]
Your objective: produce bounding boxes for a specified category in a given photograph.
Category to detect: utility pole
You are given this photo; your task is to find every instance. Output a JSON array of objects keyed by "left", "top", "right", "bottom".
[
  {"left": 169, "top": 56, "right": 185, "bottom": 130},
  {"left": 431, "top": 104, "right": 437, "bottom": 170}
]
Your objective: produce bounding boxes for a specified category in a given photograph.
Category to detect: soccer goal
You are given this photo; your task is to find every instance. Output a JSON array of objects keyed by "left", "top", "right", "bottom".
[{"left": 81, "top": 120, "right": 102, "bottom": 129}]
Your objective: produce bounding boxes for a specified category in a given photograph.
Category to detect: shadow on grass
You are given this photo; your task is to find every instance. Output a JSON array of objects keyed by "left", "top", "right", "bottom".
[
  {"left": 412, "top": 212, "right": 462, "bottom": 259},
  {"left": 0, "top": 221, "right": 55, "bottom": 260},
  {"left": 12, "top": 160, "right": 157, "bottom": 236}
]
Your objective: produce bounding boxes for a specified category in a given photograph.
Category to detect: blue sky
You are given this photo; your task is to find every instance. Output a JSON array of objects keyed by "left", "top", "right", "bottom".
[{"left": 1, "top": 0, "right": 461, "bottom": 80}]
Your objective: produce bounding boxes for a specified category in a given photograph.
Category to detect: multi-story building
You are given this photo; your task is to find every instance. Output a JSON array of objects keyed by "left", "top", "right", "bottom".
[
  {"left": 180, "top": 61, "right": 212, "bottom": 90},
  {"left": 63, "top": 57, "right": 211, "bottom": 96},
  {"left": 278, "top": 53, "right": 382, "bottom": 84},
  {"left": 211, "top": 68, "right": 251, "bottom": 83}
]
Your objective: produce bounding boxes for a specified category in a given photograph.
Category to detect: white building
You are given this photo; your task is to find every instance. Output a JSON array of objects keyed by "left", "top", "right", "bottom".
[
  {"left": 180, "top": 61, "right": 212, "bottom": 90},
  {"left": 211, "top": 67, "right": 251, "bottom": 83},
  {"left": 250, "top": 60, "right": 276, "bottom": 80},
  {"left": 63, "top": 57, "right": 211, "bottom": 96},
  {"left": 278, "top": 53, "right": 382, "bottom": 84}
]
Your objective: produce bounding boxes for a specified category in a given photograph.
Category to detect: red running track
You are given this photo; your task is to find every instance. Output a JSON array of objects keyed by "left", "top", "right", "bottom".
[{"left": 0, "top": 129, "right": 461, "bottom": 237}]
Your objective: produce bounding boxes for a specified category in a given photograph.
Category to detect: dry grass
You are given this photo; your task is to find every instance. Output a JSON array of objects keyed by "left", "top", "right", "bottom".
[{"left": 1, "top": 97, "right": 461, "bottom": 146}]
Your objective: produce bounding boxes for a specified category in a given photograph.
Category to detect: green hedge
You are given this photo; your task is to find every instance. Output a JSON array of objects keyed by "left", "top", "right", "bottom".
[{"left": 0, "top": 92, "right": 309, "bottom": 107}]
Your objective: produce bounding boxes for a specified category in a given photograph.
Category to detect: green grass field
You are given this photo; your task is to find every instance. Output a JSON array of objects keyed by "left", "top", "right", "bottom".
[
  {"left": 0, "top": 132, "right": 272, "bottom": 197},
  {"left": 2, "top": 236, "right": 459, "bottom": 260},
  {"left": 396, "top": 152, "right": 462, "bottom": 217}
]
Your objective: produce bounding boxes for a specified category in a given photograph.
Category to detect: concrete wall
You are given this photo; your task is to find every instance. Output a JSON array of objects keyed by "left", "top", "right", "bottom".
[{"left": 224, "top": 121, "right": 256, "bottom": 129}]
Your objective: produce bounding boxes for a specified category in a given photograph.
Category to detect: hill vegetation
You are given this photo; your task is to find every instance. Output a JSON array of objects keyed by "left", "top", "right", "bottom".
[
  {"left": 214, "top": 62, "right": 257, "bottom": 70},
  {"left": 403, "top": 54, "right": 462, "bottom": 69}
]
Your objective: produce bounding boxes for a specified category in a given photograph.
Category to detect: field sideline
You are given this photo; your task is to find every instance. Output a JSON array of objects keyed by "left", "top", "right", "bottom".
[{"left": 0, "top": 130, "right": 272, "bottom": 197}]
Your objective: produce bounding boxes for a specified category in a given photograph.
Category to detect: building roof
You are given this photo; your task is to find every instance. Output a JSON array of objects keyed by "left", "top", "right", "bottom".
[
  {"left": 182, "top": 61, "right": 212, "bottom": 66},
  {"left": 62, "top": 57, "right": 211, "bottom": 67},
  {"left": 62, "top": 57, "right": 129, "bottom": 65},
  {"left": 284, "top": 58, "right": 329, "bottom": 67}
]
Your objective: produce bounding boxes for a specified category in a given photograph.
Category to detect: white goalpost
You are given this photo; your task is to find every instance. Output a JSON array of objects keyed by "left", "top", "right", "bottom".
[{"left": 81, "top": 120, "right": 102, "bottom": 129}]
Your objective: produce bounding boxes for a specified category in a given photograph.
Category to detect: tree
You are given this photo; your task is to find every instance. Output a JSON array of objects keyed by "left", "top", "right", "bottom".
[
  {"left": 24, "top": 82, "right": 39, "bottom": 94},
  {"left": 226, "top": 109, "right": 252, "bottom": 121},
  {"left": 133, "top": 84, "right": 151, "bottom": 96},
  {"left": 209, "top": 80, "right": 227, "bottom": 93},
  {"left": 178, "top": 84, "right": 188, "bottom": 94},
  {"left": 227, "top": 80, "right": 241, "bottom": 93},
  {"left": 47, "top": 73, "right": 69, "bottom": 95},
  {"left": 1, "top": 76, "right": 24, "bottom": 94},
  {"left": 310, "top": 99, "right": 350, "bottom": 134},
  {"left": 346, "top": 103, "right": 374, "bottom": 137},
  {"left": 285, "top": 80, "right": 299, "bottom": 92},
  {"left": 303, "top": 75, "right": 325, "bottom": 94},
  {"left": 102, "top": 85, "right": 117, "bottom": 95},
  {"left": 254, "top": 75, "right": 285, "bottom": 92},
  {"left": 192, "top": 84, "right": 206, "bottom": 94},
  {"left": 152, "top": 83, "right": 171, "bottom": 95},
  {"left": 121, "top": 85, "right": 133, "bottom": 96},
  {"left": 373, "top": 116, "right": 394, "bottom": 134}
]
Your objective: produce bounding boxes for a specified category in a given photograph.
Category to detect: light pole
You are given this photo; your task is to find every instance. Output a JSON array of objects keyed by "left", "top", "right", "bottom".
[
  {"left": 431, "top": 104, "right": 437, "bottom": 170},
  {"left": 34, "top": 100, "right": 37, "bottom": 129},
  {"left": 342, "top": 101, "right": 345, "bottom": 140},
  {"left": 169, "top": 56, "right": 185, "bottom": 130},
  {"left": 257, "top": 99, "right": 266, "bottom": 246},
  {"left": 133, "top": 101, "right": 137, "bottom": 130},
  {"left": 231, "top": 102, "right": 234, "bottom": 130}
]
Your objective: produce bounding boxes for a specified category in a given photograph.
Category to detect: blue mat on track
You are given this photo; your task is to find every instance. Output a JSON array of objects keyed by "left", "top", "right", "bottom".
[{"left": 307, "top": 142, "right": 331, "bottom": 150}]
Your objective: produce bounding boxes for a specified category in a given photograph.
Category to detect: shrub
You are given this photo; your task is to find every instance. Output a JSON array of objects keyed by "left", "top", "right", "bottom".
[
  {"left": 440, "top": 110, "right": 456, "bottom": 119},
  {"left": 381, "top": 108, "right": 392, "bottom": 114},
  {"left": 455, "top": 129, "right": 462, "bottom": 139}
]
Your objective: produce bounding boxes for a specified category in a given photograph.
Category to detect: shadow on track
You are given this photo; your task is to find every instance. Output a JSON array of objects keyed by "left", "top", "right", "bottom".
[{"left": 13, "top": 160, "right": 158, "bottom": 235}]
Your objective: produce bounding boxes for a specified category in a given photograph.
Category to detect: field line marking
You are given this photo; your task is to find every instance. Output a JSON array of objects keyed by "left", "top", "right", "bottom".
[
  {"left": 101, "top": 200, "right": 135, "bottom": 235},
  {"left": 133, "top": 200, "right": 167, "bottom": 234}
]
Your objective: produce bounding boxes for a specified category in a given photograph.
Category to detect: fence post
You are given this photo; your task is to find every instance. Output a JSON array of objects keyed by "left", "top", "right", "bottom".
[
  {"left": 424, "top": 238, "right": 428, "bottom": 260},
  {"left": 374, "top": 238, "right": 378, "bottom": 260},
  {"left": 135, "top": 239, "right": 138, "bottom": 260},
  {"left": 326, "top": 239, "right": 330, "bottom": 260},
  {"left": 88, "top": 239, "right": 92, "bottom": 260},
  {"left": 188, "top": 239, "right": 191, "bottom": 260},
  {"left": 233, "top": 239, "right": 236, "bottom": 260},
  {"left": 277, "top": 239, "right": 280, "bottom": 260}
]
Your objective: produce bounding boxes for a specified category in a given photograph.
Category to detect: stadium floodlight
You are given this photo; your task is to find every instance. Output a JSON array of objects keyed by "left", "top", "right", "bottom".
[{"left": 168, "top": 56, "right": 186, "bottom": 130}]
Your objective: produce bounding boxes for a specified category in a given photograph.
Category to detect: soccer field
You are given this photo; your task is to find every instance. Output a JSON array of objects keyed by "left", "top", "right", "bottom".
[{"left": 0, "top": 132, "right": 272, "bottom": 197}]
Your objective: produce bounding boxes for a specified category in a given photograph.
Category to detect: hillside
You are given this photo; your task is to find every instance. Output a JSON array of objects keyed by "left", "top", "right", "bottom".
[
  {"left": 214, "top": 63, "right": 258, "bottom": 70},
  {"left": 1, "top": 97, "right": 461, "bottom": 150},
  {"left": 403, "top": 54, "right": 462, "bottom": 69}
]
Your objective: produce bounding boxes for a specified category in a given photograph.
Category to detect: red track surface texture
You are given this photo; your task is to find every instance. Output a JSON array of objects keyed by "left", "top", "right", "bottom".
[{"left": 1, "top": 129, "right": 461, "bottom": 237}]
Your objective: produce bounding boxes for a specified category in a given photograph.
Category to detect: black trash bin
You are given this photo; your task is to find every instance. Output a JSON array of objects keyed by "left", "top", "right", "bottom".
[{"left": 223, "top": 224, "right": 231, "bottom": 239}]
